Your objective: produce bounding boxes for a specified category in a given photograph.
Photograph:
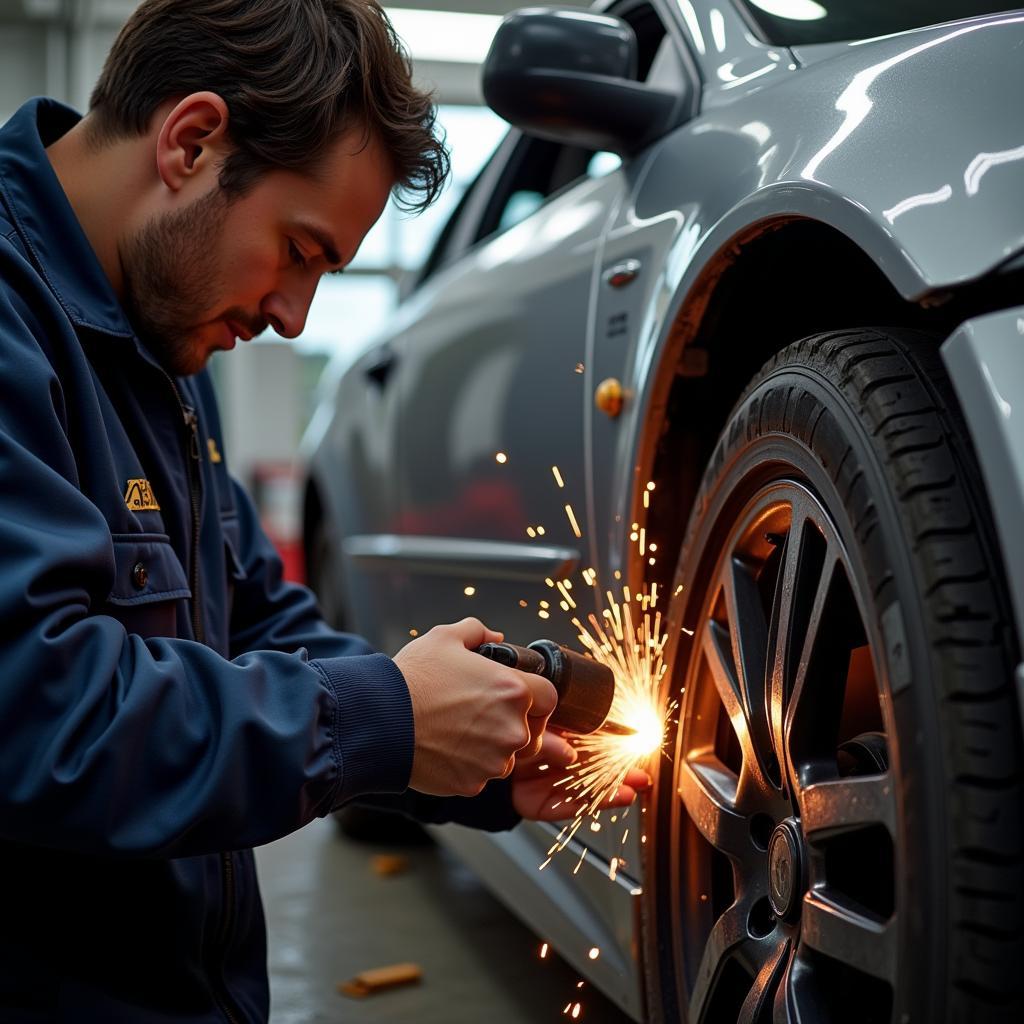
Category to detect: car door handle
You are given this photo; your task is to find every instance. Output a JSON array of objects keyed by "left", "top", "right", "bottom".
[
  {"left": 603, "top": 258, "right": 642, "bottom": 289},
  {"left": 364, "top": 345, "right": 398, "bottom": 387}
]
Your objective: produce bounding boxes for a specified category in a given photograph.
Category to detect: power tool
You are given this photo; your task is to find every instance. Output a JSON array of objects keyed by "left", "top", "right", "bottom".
[{"left": 475, "top": 639, "right": 634, "bottom": 736}]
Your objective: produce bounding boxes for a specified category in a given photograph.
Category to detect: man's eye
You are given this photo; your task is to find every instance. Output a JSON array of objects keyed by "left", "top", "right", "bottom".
[{"left": 288, "top": 241, "right": 307, "bottom": 268}]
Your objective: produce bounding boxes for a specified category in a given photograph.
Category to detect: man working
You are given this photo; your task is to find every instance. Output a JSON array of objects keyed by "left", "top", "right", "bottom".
[{"left": 0, "top": 0, "right": 648, "bottom": 1019}]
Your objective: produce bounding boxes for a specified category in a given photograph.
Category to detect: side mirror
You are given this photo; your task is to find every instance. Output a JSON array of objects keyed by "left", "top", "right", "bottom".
[{"left": 482, "top": 7, "right": 678, "bottom": 156}]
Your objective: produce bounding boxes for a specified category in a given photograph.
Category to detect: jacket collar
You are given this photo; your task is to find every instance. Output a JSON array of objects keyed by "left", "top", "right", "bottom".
[{"left": 0, "top": 97, "right": 135, "bottom": 339}]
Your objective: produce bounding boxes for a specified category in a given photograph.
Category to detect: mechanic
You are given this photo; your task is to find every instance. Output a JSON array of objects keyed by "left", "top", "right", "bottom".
[{"left": 0, "top": 0, "right": 648, "bottom": 1019}]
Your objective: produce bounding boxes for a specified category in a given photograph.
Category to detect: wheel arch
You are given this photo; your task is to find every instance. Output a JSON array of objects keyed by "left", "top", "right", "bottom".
[{"left": 625, "top": 212, "right": 1022, "bottom": 594}]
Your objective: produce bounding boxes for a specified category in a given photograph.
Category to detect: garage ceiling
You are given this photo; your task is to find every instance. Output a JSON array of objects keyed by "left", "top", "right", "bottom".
[{"left": 0, "top": 0, "right": 557, "bottom": 106}]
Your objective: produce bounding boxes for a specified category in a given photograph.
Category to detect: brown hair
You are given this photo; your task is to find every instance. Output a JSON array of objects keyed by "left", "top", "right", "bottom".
[{"left": 88, "top": 0, "right": 449, "bottom": 211}]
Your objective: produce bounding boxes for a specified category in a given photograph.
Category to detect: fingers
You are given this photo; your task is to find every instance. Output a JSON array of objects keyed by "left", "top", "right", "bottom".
[
  {"left": 520, "top": 670, "right": 558, "bottom": 719},
  {"left": 536, "top": 730, "right": 577, "bottom": 768},
  {"left": 445, "top": 617, "right": 504, "bottom": 649},
  {"left": 622, "top": 767, "right": 653, "bottom": 790}
]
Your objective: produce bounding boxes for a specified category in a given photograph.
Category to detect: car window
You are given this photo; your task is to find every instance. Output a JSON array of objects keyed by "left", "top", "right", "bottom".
[
  {"left": 415, "top": 168, "right": 486, "bottom": 286},
  {"left": 490, "top": 147, "right": 625, "bottom": 236},
  {"left": 734, "top": 0, "right": 1019, "bottom": 47}
]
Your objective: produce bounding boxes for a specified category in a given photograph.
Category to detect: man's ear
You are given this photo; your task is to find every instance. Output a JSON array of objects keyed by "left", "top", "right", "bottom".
[{"left": 155, "top": 92, "right": 230, "bottom": 193}]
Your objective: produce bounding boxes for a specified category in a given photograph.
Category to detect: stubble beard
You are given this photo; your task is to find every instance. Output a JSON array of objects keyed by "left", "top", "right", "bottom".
[{"left": 121, "top": 188, "right": 231, "bottom": 378}]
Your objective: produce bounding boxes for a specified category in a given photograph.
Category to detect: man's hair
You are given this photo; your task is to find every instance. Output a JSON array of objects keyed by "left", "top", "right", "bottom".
[{"left": 88, "top": 0, "right": 449, "bottom": 211}]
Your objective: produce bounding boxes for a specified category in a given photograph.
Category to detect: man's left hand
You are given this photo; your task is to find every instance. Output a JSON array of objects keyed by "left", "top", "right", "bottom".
[{"left": 510, "top": 732, "right": 652, "bottom": 822}]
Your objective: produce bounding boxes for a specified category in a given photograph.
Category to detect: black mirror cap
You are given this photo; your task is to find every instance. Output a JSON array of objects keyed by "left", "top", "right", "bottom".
[
  {"left": 486, "top": 7, "right": 638, "bottom": 81},
  {"left": 483, "top": 7, "right": 677, "bottom": 156}
]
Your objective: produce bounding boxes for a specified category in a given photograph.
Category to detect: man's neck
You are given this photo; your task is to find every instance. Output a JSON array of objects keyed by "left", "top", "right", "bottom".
[{"left": 46, "top": 119, "right": 139, "bottom": 300}]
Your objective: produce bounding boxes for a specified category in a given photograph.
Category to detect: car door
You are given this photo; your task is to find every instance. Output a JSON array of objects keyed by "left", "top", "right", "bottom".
[
  {"left": 313, "top": 335, "right": 412, "bottom": 655},
  {"left": 387, "top": 133, "right": 628, "bottom": 645}
]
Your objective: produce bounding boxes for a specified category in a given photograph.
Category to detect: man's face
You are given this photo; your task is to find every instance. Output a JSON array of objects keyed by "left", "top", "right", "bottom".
[{"left": 121, "top": 132, "right": 394, "bottom": 376}]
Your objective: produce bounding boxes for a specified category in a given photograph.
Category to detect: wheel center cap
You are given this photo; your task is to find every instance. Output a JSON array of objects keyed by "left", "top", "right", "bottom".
[{"left": 767, "top": 820, "right": 804, "bottom": 920}]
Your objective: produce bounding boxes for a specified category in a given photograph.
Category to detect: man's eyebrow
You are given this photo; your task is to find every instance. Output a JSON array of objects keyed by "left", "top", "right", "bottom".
[{"left": 295, "top": 221, "right": 343, "bottom": 267}]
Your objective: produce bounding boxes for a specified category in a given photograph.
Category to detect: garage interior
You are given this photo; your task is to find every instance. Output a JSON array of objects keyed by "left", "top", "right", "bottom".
[
  {"left": 3, "top": 1, "right": 1023, "bottom": 1021},
  {"left": 0, "top": 1, "right": 634, "bottom": 1020}
]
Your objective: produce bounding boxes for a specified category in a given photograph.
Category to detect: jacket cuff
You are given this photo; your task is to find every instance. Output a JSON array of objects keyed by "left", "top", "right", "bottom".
[{"left": 312, "top": 653, "right": 413, "bottom": 807}]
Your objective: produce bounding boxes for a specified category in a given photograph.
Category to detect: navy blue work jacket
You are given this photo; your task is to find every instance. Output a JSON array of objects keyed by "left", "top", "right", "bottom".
[{"left": 0, "top": 98, "right": 517, "bottom": 1022}]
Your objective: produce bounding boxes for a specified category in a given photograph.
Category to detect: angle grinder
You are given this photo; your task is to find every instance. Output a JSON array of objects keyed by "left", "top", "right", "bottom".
[{"left": 475, "top": 639, "right": 635, "bottom": 736}]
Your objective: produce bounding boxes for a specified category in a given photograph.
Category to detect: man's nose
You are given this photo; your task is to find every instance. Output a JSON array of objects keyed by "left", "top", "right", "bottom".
[{"left": 261, "top": 281, "right": 317, "bottom": 339}]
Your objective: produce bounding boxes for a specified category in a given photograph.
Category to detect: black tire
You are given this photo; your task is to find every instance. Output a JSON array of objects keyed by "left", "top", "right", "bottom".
[{"left": 643, "top": 328, "right": 1024, "bottom": 1023}]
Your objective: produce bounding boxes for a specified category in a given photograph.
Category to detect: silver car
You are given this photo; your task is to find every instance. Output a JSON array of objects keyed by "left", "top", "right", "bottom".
[{"left": 302, "top": 2, "right": 1024, "bottom": 1020}]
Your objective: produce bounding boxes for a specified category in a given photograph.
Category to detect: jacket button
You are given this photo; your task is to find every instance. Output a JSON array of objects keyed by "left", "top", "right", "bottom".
[{"left": 132, "top": 562, "right": 149, "bottom": 589}]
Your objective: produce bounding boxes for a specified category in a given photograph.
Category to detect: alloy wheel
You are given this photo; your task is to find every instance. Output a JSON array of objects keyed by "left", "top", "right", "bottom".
[{"left": 670, "top": 480, "right": 897, "bottom": 1023}]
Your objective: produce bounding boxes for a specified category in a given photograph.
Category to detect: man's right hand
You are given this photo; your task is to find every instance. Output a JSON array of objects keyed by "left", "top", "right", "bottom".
[{"left": 393, "top": 618, "right": 558, "bottom": 797}]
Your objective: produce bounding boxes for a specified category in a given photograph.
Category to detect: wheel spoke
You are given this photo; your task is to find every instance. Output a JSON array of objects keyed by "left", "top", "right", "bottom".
[
  {"left": 688, "top": 900, "right": 749, "bottom": 1023},
  {"left": 800, "top": 773, "right": 895, "bottom": 840},
  {"left": 677, "top": 755, "right": 748, "bottom": 857},
  {"left": 723, "top": 557, "right": 772, "bottom": 776},
  {"left": 800, "top": 890, "right": 896, "bottom": 982},
  {"left": 783, "top": 552, "right": 856, "bottom": 788},
  {"left": 767, "top": 501, "right": 822, "bottom": 784},
  {"left": 738, "top": 938, "right": 790, "bottom": 1024},
  {"left": 702, "top": 621, "right": 761, "bottom": 774},
  {"left": 773, "top": 947, "right": 821, "bottom": 1024}
]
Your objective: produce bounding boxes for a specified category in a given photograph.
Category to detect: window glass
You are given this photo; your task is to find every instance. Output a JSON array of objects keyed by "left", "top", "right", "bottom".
[
  {"left": 734, "top": 0, "right": 1018, "bottom": 46},
  {"left": 497, "top": 191, "right": 546, "bottom": 233}
]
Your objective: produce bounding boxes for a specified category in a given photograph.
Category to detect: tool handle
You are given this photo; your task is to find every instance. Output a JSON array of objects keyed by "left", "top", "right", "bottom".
[{"left": 474, "top": 642, "right": 548, "bottom": 676}]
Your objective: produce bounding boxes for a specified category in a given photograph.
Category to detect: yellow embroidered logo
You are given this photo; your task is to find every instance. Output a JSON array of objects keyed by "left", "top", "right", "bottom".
[
  {"left": 207, "top": 438, "right": 223, "bottom": 464},
  {"left": 124, "top": 479, "right": 161, "bottom": 512}
]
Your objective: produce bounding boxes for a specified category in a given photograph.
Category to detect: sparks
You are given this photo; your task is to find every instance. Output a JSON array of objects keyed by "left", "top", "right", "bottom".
[
  {"left": 540, "top": 942, "right": 549, "bottom": 959},
  {"left": 551, "top": 587, "right": 673, "bottom": 829},
  {"left": 525, "top": 457, "right": 680, "bottom": 898},
  {"left": 565, "top": 503, "right": 582, "bottom": 539},
  {"left": 463, "top": 586, "right": 476, "bottom": 596},
  {"left": 495, "top": 451, "right": 508, "bottom": 464},
  {"left": 588, "top": 947, "right": 600, "bottom": 960}
]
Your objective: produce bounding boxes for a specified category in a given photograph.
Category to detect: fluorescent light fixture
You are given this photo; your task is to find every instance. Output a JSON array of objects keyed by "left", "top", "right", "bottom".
[
  {"left": 387, "top": 8, "right": 503, "bottom": 64},
  {"left": 748, "top": 0, "right": 827, "bottom": 21}
]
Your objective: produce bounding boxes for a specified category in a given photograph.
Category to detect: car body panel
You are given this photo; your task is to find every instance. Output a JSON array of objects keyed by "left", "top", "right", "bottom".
[
  {"left": 386, "top": 167, "right": 622, "bottom": 637},
  {"left": 594, "top": 8, "right": 1024, "bottom": 593},
  {"left": 941, "top": 305, "right": 1024, "bottom": 742},
  {"left": 304, "top": 3, "right": 1024, "bottom": 1018},
  {"left": 427, "top": 820, "right": 646, "bottom": 1018}
]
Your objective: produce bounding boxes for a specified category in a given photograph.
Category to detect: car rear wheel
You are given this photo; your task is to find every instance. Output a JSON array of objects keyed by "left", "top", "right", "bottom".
[{"left": 644, "top": 328, "right": 1024, "bottom": 1023}]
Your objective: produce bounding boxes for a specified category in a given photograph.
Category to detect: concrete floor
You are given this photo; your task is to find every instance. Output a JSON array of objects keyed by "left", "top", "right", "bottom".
[{"left": 255, "top": 816, "right": 635, "bottom": 1023}]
